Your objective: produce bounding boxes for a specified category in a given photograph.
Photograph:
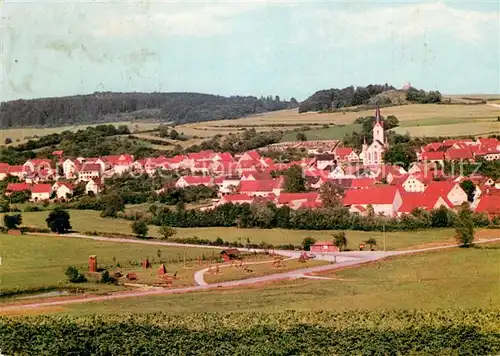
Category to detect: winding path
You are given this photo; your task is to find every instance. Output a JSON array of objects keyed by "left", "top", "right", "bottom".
[{"left": 1, "top": 233, "right": 499, "bottom": 313}]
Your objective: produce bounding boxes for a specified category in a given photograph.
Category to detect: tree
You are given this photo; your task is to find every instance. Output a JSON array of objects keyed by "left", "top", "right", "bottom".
[
  {"left": 159, "top": 224, "right": 176, "bottom": 239},
  {"left": 320, "top": 181, "right": 345, "bottom": 208},
  {"left": 4, "top": 138, "right": 12, "bottom": 145},
  {"left": 302, "top": 237, "right": 316, "bottom": 251},
  {"left": 3, "top": 214, "right": 22, "bottom": 230},
  {"left": 296, "top": 132, "right": 307, "bottom": 141},
  {"left": 460, "top": 179, "right": 476, "bottom": 202},
  {"left": 132, "top": 219, "right": 149, "bottom": 238},
  {"left": 383, "top": 143, "right": 417, "bottom": 169},
  {"left": 65, "top": 265, "right": 86, "bottom": 283},
  {"left": 384, "top": 115, "right": 399, "bottom": 130},
  {"left": 365, "top": 238, "right": 377, "bottom": 251},
  {"left": 454, "top": 204, "right": 475, "bottom": 247},
  {"left": 100, "top": 193, "right": 125, "bottom": 218},
  {"left": 431, "top": 206, "right": 451, "bottom": 227},
  {"left": 284, "top": 165, "right": 306, "bottom": 193},
  {"left": 169, "top": 129, "right": 179, "bottom": 140},
  {"left": 333, "top": 232, "right": 347, "bottom": 251},
  {"left": 46, "top": 208, "right": 72, "bottom": 234}
]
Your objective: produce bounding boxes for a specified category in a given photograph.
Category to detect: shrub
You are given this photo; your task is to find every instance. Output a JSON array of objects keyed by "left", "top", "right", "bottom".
[
  {"left": 132, "top": 219, "right": 149, "bottom": 238},
  {"left": 3, "top": 214, "right": 22, "bottom": 230},
  {"left": 301, "top": 237, "right": 316, "bottom": 251},
  {"left": 158, "top": 225, "right": 177, "bottom": 239},
  {"left": 65, "top": 266, "right": 86, "bottom": 283}
]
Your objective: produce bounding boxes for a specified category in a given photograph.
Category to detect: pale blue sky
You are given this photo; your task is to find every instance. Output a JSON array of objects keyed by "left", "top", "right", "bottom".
[{"left": 1, "top": 0, "right": 499, "bottom": 101}]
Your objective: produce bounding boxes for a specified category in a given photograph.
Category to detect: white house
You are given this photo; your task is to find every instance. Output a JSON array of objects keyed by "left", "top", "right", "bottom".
[
  {"left": 343, "top": 186, "right": 403, "bottom": 216},
  {"left": 401, "top": 174, "right": 426, "bottom": 193},
  {"left": 85, "top": 179, "right": 102, "bottom": 195},
  {"left": 79, "top": 163, "right": 102, "bottom": 182},
  {"left": 30, "top": 184, "right": 52, "bottom": 202},
  {"left": 315, "top": 153, "right": 335, "bottom": 170},
  {"left": 425, "top": 181, "right": 468, "bottom": 207},
  {"left": 52, "top": 182, "right": 74, "bottom": 199}
]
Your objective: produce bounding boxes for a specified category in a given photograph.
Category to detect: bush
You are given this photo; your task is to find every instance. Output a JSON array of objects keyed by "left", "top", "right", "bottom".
[
  {"left": 65, "top": 266, "right": 86, "bottom": 283},
  {"left": 132, "top": 219, "right": 149, "bottom": 238},
  {"left": 46, "top": 208, "right": 72, "bottom": 234},
  {"left": 301, "top": 237, "right": 316, "bottom": 251},
  {"left": 159, "top": 224, "right": 176, "bottom": 239},
  {"left": 3, "top": 213, "right": 22, "bottom": 230},
  {"left": 24, "top": 205, "right": 42, "bottom": 212}
]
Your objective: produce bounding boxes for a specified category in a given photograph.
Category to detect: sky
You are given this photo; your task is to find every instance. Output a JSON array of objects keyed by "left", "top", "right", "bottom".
[{"left": 1, "top": 0, "right": 499, "bottom": 102}]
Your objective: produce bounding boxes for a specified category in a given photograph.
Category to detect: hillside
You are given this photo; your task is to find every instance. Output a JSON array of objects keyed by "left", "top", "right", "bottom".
[
  {"left": 0, "top": 92, "right": 298, "bottom": 129},
  {"left": 299, "top": 84, "right": 442, "bottom": 113}
]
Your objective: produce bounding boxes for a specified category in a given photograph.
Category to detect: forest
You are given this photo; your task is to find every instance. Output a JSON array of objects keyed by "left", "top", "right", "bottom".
[
  {"left": 299, "top": 84, "right": 442, "bottom": 112},
  {"left": 0, "top": 92, "right": 298, "bottom": 128}
]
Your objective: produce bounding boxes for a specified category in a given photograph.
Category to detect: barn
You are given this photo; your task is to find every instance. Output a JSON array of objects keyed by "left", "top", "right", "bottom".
[
  {"left": 220, "top": 248, "right": 240, "bottom": 261},
  {"left": 310, "top": 241, "right": 339, "bottom": 253}
]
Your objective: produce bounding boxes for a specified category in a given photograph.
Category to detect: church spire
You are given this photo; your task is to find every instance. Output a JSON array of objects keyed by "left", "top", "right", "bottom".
[{"left": 375, "top": 105, "right": 381, "bottom": 124}]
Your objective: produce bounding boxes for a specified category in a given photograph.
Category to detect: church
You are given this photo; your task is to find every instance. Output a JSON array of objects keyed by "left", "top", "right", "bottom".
[{"left": 361, "top": 106, "right": 388, "bottom": 166}]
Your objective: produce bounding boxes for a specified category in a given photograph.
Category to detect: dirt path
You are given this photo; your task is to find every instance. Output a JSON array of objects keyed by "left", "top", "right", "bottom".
[{"left": 1, "top": 233, "right": 498, "bottom": 313}]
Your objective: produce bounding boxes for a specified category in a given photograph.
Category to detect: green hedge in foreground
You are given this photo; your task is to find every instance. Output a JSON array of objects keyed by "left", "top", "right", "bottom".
[{"left": 1, "top": 310, "right": 499, "bottom": 355}]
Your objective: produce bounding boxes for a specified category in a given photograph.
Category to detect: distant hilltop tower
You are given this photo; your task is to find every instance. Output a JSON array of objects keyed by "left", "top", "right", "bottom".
[{"left": 402, "top": 82, "right": 412, "bottom": 90}]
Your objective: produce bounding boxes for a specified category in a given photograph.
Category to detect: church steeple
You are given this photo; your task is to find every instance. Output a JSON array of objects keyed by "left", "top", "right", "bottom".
[{"left": 373, "top": 105, "right": 385, "bottom": 144}]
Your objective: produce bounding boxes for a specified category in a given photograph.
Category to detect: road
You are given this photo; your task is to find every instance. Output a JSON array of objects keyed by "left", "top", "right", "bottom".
[{"left": 1, "top": 233, "right": 499, "bottom": 313}]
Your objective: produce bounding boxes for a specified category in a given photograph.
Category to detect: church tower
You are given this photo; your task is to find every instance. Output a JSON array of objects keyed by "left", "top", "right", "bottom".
[{"left": 373, "top": 106, "right": 384, "bottom": 144}]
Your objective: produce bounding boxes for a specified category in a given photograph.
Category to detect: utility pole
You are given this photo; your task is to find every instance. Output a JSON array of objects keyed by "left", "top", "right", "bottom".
[{"left": 383, "top": 222, "right": 386, "bottom": 252}]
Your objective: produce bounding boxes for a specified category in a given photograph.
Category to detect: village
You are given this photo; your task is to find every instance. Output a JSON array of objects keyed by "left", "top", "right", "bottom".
[{"left": 1, "top": 108, "right": 499, "bottom": 219}]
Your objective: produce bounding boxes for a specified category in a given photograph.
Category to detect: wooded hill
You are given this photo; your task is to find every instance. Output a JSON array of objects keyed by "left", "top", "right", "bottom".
[
  {"left": 0, "top": 92, "right": 298, "bottom": 129},
  {"left": 299, "top": 84, "right": 442, "bottom": 112}
]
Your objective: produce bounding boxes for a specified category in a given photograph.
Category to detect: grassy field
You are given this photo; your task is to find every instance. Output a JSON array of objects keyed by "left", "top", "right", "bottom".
[
  {"left": 204, "top": 257, "right": 329, "bottom": 284},
  {"left": 0, "top": 121, "right": 161, "bottom": 146},
  {"left": 281, "top": 124, "right": 361, "bottom": 141},
  {"left": 13, "top": 209, "right": 457, "bottom": 250},
  {"left": 394, "top": 120, "right": 500, "bottom": 137},
  {"left": 0, "top": 233, "right": 219, "bottom": 294},
  {"left": 36, "top": 243, "right": 500, "bottom": 315}
]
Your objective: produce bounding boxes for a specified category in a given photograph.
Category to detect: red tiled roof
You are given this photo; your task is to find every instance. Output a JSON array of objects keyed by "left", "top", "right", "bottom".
[
  {"left": 424, "top": 181, "right": 457, "bottom": 197},
  {"left": 343, "top": 186, "right": 400, "bottom": 205},
  {"left": 350, "top": 178, "right": 376, "bottom": 189},
  {"left": 241, "top": 151, "right": 261, "bottom": 161},
  {"left": 423, "top": 142, "right": 443, "bottom": 152},
  {"left": 477, "top": 138, "right": 499, "bottom": 146},
  {"left": 52, "top": 150, "right": 64, "bottom": 156},
  {"left": 237, "top": 160, "right": 258, "bottom": 169},
  {"left": 213, "top": 176, "right": 224, "bottom": 184},
  {"left": 31, "top": 184, "right": 52, "bottom": 194},
  {"left": 445, "top": 148, "right": 473, "bottom": 160},
  {"left": 421, "top": 151, "right": 445, "bottom": 161},
  {"left": 6, "top": 183, "right": 31, "bottom": 192},
  {"left": 181, "top": 176, "right": 213, "bottom": 185},
  {"left": 297, "top": 201, "right": 323, "bottom": 209},
  {"left": 475, "top": 194, "right": 500, "bottom": 214},
  {"left": 335, "top": 147, "right": 354, "bottom": 157},
  {"left": 54, "top": 182, "right": 74, "bottom": 190},
  {"left": 241, "top": 171, "right": 272, "bottom": 180},
  {"left": 312, "top": 241, "right": 335, "bottom": 247},
  {"left": 398, "top": 191, "right": 452, "bottom": 213},
  {"left": 215, "top": 152, "right": 234, "bottom": 161},
  {"left": 277, "top": 192, "right": 319, "bottom": 204},
  {"left": 239, "top": 179, "right": 283, "bottom": 193},
  {"left": 81, "top": 163, "right": 101, "bottom": 172},
  {"left": 6, "top": 165, "right": 27, "bottom": 174},
  {"left": 102, "top": 154, "right": 134, "bottom": 164}
]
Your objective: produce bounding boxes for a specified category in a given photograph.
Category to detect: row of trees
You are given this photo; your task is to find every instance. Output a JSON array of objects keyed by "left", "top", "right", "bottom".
[{"left": 141, "top": 201, "right": 491, "bottom": 232}]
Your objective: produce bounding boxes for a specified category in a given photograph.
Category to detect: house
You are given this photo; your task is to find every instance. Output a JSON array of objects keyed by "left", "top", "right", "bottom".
[
  {"left": 241, "top": 171, "right": 272, "bottom": 181},
  {"left": 394, "top": 174, "right": 426, "bottom": 193},
  {"left": 343, "top": 186, "right": 403, "bottom": 216},
  {"left": 350, "top": 178, "right": 376, "bottom": 189},
  {"left": 78, "top": 163, "right": 102, "bottom": 182},
  {"left": 334, "top": 147, "right": 359, "bottom": 162},
  {"left": 23, "top": 159, "right": 52, "bottom": 172},
  {"left": 52, "top": 150, "right": 64, "bottom": 157},
  {"left": 52, "top": 182, "right": 74, "bottom": 199},
  {"left": 424, "top": 181, "right": 468, "bottom": 207},
  {"left": 422, "top": 142, "right": 443, "bottom": 152},
  {"left": 219, "top": 175, "right": 241, "bottom": 194},
  {"left": 220, "top": 248, "right": 240, "bottom": 261},
  {"left": 85, "top": 179, "right": 102, "bottom": 195},
  {"left": 62, "top": 159, "right": 81, "bottom": 179},
  {"left": 445, "top": 148, "right": 474, "bottom": 161},
  {"left": 30, "top": 184, "right": 52, "bottom": 202},
  {"left": 5, "top": 183, "right": 31, "bottom": 195},
  {"left": 475, "top": 194, "right": 500, "bottom": 218},
  {"left": 398, "top": 191, "right": 453, "bottom": 214},
  {"left": 238, "top": 178, "right": 284, "bottom": 197},
  {"left": 316, "top": 153, "right": 335, "bottom": 170},
  {"left": 239, "top": 151, "right": 261, "bottom": 161},
  {"left": 310, "top": 241, "right": 339, "bottom": 253},
  {"left": 0, "top": 163, "right": 9, "bottom": 180},
  {"left": 175, "top": 176, "right": 213, "bottom": 188},
  {"left": 6, "top": 165, "right": 29, "bottom": 180},
  {"left": 190, "top": 160, "right": 212, "bottom": 175},
  {"left": 211, "top": 160, "right": 236, "bottom": 175},
  {"left": 421, "top": 151, "right": 445, "bottom": 165},
  {"left": 102, "top": 154, "right": 134, "bottom": 174},
  {"left": 277, "top": 192, "right": 320, "bottom": 209}
]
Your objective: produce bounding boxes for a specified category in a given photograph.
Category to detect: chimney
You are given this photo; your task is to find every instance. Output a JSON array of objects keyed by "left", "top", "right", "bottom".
[{"left": 88, "top": 255, "right": 97, "bottom": 273}]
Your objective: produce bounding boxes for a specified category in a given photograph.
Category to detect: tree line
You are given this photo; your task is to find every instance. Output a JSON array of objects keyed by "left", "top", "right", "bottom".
[{"left": 0, "top": 92, "right": 298, "bottom": 129}]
